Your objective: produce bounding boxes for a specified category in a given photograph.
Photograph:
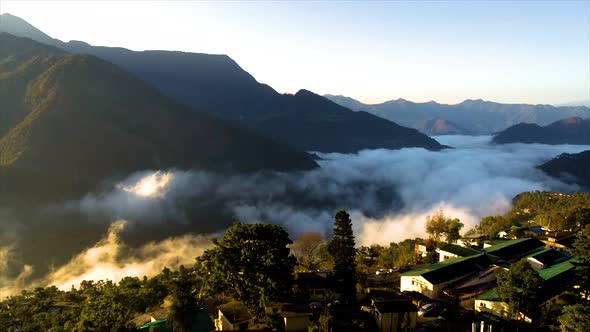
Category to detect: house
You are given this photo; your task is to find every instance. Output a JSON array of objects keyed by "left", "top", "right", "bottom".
[
  {"left": 400, "top": 254, "right": 493, "bottom": 298},
  {"left": 132, "top": 307, "right": 169, "bottom": 328},
  {"left": 282, "top": 311, "right": 311, "bottom": 332},
  {"left": 436, "top": 243, "right": 481, "bottom": 262},
  {"left": 543, "top": 232, "right": 577, "bottom": 250},
  {"left": 474, "top": 289, "right": 532, "bottom": 323},
  {"left": 474, "top": 257, "right": 576, "bottom": 324},
  {"left": 483, "top": 238, "right": 545, "bottom": 262},
  {"left": 526, "top": 248, "right": 570, "bottom": 270},
  {"left": 370, "top": 296, "right": 417, "bottom": 332},
  {"left": 453, "top": 265, "right": 505, "bottom": 308},
  {"left": 215, "top": 302, "right": 252, "bottom": 331},
  {"left": 134, "top": 308, "right": 215, "bottom": 331},
  {"left": 415, "top": 244, "right": 428, "bottom": 258}
]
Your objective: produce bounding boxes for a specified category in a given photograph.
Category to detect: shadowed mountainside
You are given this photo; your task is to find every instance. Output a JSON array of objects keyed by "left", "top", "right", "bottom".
[
  {"left": 539, "top": 150, "right": 590, "bottom": 189},
  {"left": 0, "top": 33, "right": 317, "bottom": 192},
  {"left": 0, "top": 13, "right": 445, "bottom": 153},
  {"left": 492, "top": 117, "right": 590, "bottom": 145}
]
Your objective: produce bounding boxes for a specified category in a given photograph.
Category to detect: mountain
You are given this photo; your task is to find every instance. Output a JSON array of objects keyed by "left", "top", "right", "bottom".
[
  {"left": 539, "top": 150, "right": 590, "bottom": 189},
  {"left": 492, "top": 117, "right": 590, "bottom": 145},
  {"left": 0, "top": 13, "right": 445, "bottom": 153},
  {"left": 415, "top": 118, "right": 471, "bottom": 136},
  {"left": 324, "top": 95, "right": 590, "bottom": 135},
  {"left": 0, "top": 33, "right": 317, "bottom": 190}
]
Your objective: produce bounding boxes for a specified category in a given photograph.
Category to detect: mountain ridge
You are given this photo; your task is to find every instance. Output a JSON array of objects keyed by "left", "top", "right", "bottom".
[
  {"left": 0, "top": 33, "right": 318, "bottom": 189},
  {"left": 539, "top": 150, "right": 590, "bottom": 189},
  {"left": 0, "top": 13, "right": 446, "bottom": 153},
  {"left": 492, "top": 117, "right": 590, "bottom": 145},
  {"left": 324, "top": 94, "right": 590, "bottom": 135}
]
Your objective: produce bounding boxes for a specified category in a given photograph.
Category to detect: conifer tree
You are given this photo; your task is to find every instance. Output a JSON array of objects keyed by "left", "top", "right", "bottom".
[{"left": 328, "top": 210, "right": 357, "bottom": 302}]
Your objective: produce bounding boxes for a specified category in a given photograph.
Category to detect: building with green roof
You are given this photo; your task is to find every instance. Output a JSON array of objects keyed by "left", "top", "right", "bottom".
[
  {"left": 400, "top": 254, "right": 493, "bottom": 299},
  {"left": 483, "top": 237, "right": 544, "bottom": 262},
  {"left": 436, "top": 243, "right": 482, "bottom": 262},
  {"left": 473, "top": 256, "right": 577, "bottom": 324}
]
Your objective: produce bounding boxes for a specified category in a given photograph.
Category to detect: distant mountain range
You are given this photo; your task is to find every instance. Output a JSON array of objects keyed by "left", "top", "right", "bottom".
[
  {"left": 492, "top": 117, "right": 590, "bottom": 145},
  {"left": 539, "top": 150, "right": 590, "bottom": 189},
  {"left": 324, "top": 95, "right": 590, "bottom": 136},
  {"left": 0, "top": 33, "right": 318, "bottom": 191},
  {"left": 0, "top": 13, "right": 444, "bottom": 153}
]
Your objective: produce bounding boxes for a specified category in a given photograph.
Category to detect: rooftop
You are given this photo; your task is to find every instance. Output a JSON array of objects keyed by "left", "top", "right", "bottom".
[
  {"left": 476, "top": 288, "right": 501, "bottom": 302},
  {"left": 484, "top": 238, "right": 545, "bottom": 261},
  {"left": 528, "top": 248, "right": 569, "bottom": 266},
  {"left": 401, "top": 254, "right": 493, "bottom": 284},
  {"left": 537, "top": 258, "right": 576, "bottom": 281},
  {"left": 218, "top": 301, "right": 251, "bottom": 325},
  {"left": 438, "top": 243, "right": 482, "bottom": 257}
]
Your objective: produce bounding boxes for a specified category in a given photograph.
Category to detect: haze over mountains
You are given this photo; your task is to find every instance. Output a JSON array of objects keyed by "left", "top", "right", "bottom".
[
  {"left": 493, "top": 117, "right": 590, "bottom": 145},
  {"left": 325, "top": 94, "right": 590, "bottom": 136},
  {"left": 0, "top": 13, "right": 444, "bottom": 153}
]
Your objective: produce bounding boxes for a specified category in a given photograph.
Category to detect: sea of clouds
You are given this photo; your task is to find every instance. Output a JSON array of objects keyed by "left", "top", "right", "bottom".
[{"left": 1, "top": 135, "right": 589, "bottom": 296}]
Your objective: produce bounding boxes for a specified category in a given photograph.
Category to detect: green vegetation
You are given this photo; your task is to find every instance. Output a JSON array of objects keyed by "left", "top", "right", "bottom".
[
  {"left": 0, "top": 33, "right": 317, "bottom": 193},
  {"left": 0, "top": 273, "right": 178, "bottom": 332},
  {"left": 511, "top": 191, "right": 590, "bottom": 230},
  {"left": 425, "top": 210, "right": 464, "bottom": 243},
  {"left": 290, "top": 232, "right": 326, "bottom": 271},
  {"left": 197, "top": 222, "right": 296, "bottom": 317},
  {"left": 496, "top": 259, "right": 543, "bottom": 321},
  {"left": 473, "top": 191, "right": 590, "bottom": 238},
  {"left": 327, "top": 210, "right": 357, "bottom": 303}
]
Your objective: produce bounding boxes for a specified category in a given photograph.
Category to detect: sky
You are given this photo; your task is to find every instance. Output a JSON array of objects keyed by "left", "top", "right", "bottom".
[{"left": 1, "top": 0, "right": 589, "bottom": 105}]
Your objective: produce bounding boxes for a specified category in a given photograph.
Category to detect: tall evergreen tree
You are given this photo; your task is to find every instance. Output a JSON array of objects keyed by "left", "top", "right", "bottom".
[
  {"left": 168, "top": 265, "right": 200, "bottom": 332},
  {"left": 328, "top": 210, "right": 357, "bottom": 303}
]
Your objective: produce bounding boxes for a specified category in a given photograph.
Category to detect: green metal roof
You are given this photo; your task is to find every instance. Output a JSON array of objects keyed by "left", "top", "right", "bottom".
[
  {"left": 401, "top": 254, "right": 493, "bottom": 284},
  {"left": 483, "top": 238, "right": 531, "bottom": 252},
  {"left": 438, "top": 243, "right": 481, "bottom": 257},
  {"left": 476, "top": 288, "right": 502, "bottom": 302},
  {"left": 138, "top": 318, "right": 168, "bottom": 330},
  {"left": 401, "top": 254, "right": 477, "bottom": 277},
  {"left": 537, "top": 258, "right": 576, "bottom": 281}
]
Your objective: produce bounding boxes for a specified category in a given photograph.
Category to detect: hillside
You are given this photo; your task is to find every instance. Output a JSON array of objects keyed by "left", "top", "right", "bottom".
[
  {"left": 0, "top": 33, "right": 317, "bottom": 189},
  {"left": 415, "top": 118, "right": 471, "bottom": 136},
  {"left": 324, "top": 95, "right": 590, "bottom": 135},
  {"left": 492, "top": 117, "right": 590, "bottom": 145},
  {"left": 0, "top": 14, "right": 445, "bottom": 153},
  {"left": 538, "top": 151, "right": 590, "bottom": 189}
]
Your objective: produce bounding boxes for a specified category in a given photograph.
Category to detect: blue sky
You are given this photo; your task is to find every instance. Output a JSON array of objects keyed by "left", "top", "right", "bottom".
[{"left": 2, "top": 0, "right": 589, "bottom": 105}]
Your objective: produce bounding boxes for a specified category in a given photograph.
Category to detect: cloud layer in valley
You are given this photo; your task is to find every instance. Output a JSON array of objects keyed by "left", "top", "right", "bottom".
[
  {"left": 72, "top": 136, "right": 589, "bottom": 244},
  {"left": 2, "top": 135, "right": 589, "bottom": 294}
]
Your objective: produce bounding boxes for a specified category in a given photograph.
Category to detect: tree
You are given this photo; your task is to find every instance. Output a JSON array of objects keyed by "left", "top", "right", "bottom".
[
  {"left": 425, "top": 210, "right": 463, "bottom": 243},
  {"left": 496, "top": 259, "right": 543, "bottom": 322},
  {"left": 425, "top": 210, "right": 449, "bottom": 242},
  {"left": 446, "top": 218, "right": 464, "bottom": 243},
  {"left": 571, "top": 234, "right": 590, "bottom": 300},
  {"left": 197, "top": 223, "right": 296, "bottom": 317},
  {"left": 328, "top": 210, "right": 357, "bottom": 303},
  {"left": 168, "top": 265, "right": 200, "bottom": 332},
  {"left": 479, "top": 215, "right": 513, "bottom": 239},
  {"left": 376, "top": 242, "right": 400, "bottom": 269},
  {"left": 558, "top": 304, "right": 590, "bottom": 332},
  {"left": 291, "top": 232, "right": 325, "bottom": 271}
]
